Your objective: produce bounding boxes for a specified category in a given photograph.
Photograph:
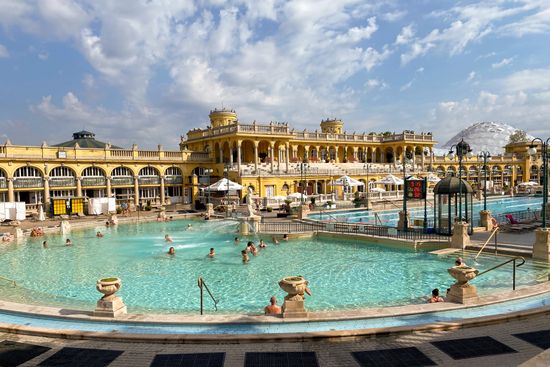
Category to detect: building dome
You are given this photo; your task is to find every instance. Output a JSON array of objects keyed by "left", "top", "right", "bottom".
[
  {"left": 442, "top": 121, "right": 533, "bottom": 154},
  {"left": 320, "top": 118, "right": 344, "bottom": 134},
  {"left": 433, "top": 176, "right": 473, "bottom": 194},
  {"left": 209, "top": 108, "right": 237, "bottom": 128},
  {"left": 52, "top": 130, "right": 122, "bottom": 149}
]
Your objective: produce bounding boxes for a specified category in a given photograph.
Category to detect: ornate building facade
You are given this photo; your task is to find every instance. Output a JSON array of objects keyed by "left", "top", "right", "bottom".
[{"left": 0, "top": 108, "right": 544, "bottom": 213}]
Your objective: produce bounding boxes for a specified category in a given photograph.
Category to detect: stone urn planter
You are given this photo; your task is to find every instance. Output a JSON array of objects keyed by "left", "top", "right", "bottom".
[
  {"left": 96, "top": 277, "right": 122, "bottom": 301},
  {"left": 448, "top": 266, "right": 479, "bottom": 286},
  {"left": 278, "top": 276, "right": 310, "bottom": 318},
  {"left": 447, "top": 266, "right": 479, "bottom": 304},
  {"left": 94, "top": 277, "right": 127, "bottom": 317}
]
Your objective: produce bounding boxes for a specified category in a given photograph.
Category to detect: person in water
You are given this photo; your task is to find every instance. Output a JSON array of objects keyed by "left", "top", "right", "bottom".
[
  {"left": 208, "top": 248, "right": 215, "bottom": 258},
  {"left": 264, "top": 296, "right": 282, "bottom": 315},
  {"left": 428, "top": 288, "right": 445, "bottom": 303},
  {"left": 259, "top": 239, "right": 267, "bottom": 248},
  {"left": 241, "top": 250, "right": 249, "bottom": 263},
  {"left": 167, "top": 246, "right": 176, "bottom": 255},
  {"left": 165, "top": 234, "right": 173, "bottom": 243},
  {"left": 272, "top": 236, "right": 279, "bottom": 245},
  {"left": 96, "top": 231, "right": 104, "bottom": 238},
  {"left": 65, "top": 239, "right": 73, "bottom": 246}
]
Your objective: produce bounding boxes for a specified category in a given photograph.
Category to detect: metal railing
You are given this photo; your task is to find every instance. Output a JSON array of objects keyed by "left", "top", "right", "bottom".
[
  {"left": 474, "top": 227, "right": 499, "bottom": 260},
  {"left": 476, "top": 256, "right": 525, "bottom": 290},
  {"left": 197, "top": 276, "right": 219, "bottom": 315},
  {"left": 0, "top": 275, "right": 16, "bottom": 287},
  {"left": 494, "top": 209, "right": 542, "bottom": 225}
]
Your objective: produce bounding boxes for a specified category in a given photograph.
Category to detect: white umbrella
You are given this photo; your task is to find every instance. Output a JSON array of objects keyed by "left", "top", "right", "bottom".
[
  {"left": 332, "top": 175, "right": 365, "bottom": 187},
  {"left": 374, "top": 174, "right": 404, "bottom": 185},
  {"left": 206, "top": 178, "right": 243, "bottom": 191},
  {"left": 287, "top": 192, "right": 307, "bottom": 199}
]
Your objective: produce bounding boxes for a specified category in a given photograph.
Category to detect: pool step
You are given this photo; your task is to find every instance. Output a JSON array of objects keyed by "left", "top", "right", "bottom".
[{"left": 429, "top": 248, "right": 461, "bottom": 255}]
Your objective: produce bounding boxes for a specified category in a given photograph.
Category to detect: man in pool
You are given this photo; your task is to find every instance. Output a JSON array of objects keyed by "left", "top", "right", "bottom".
[
  {"left": 264, "top": 296, "right": 282, "bottom": 315},
  {"left": 167, "top": 247, "right": 175, "bottom": 255},
  {"left": 96, "top": 231, "right": 104, "bottom": 238},
  {"left": 455, "top": 257, "right": 465, "bottom": 267},
  {"left": 65, "top": 239, "right": 72, "bottom": 246},
  {"left": 272, "top": 236, "right": 279, "bottom": 245},
  {"left": 283, "top": 234, "right": 289, "bottom": 241},
  {"left": 42, "top": 240, "right": 48, "bottom": 248},
  {"left": 208, "top": 248, "right": 215, "bottom": 258},
  {"left": 241, "top": 250, "right": 249, "bottom": 263},
  {"left": 165, "top": 234, "right": 173, "bottom": 243},
  {"left": 234, "top": 237, "right": 240, "bottom": 245}
]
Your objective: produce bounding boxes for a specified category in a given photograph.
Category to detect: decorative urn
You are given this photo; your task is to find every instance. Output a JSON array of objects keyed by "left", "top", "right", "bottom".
[
  {"left": 279, "top": 276, "right": 309, "bottom": 301},
  {"left": 96, "top": 277, "right": 122, "bottom": 301},
  {"left": 448, "top": 266, "right": 479, "bottom": 286}
]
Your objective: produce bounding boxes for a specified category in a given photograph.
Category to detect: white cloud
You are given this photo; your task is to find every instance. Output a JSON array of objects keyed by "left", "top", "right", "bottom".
[
  {"left": 381, "top": 10, "right": 406, "bottom": 22},
  {"left": 492, "top": 57, "right": 514, "bottom": 68},
  {"left": 499, "top": 68, "right": 550, "bottom": 92},
  {"left": 400, "top": 80, "right": 413, "bottom": 91},
  {"left": 466, "top": 71, "right": 476, "bottom": 82},
  {"left": 0, "top": 44, "right": 9, "bottom": 58},
  {"left": 365, "top": 79, "right": 387, "bottom": 90},
  {"left": 395, "top": 24, "right": 414, "bottom": 45}
]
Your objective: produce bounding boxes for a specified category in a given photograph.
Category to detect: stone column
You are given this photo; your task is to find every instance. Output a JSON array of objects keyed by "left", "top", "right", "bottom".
[
  {"left": 160, "top": 176, "right": 165, "bottom": 205},
  {"left": 479, "top": 210, "right": 493, "bottom": 231},
  {"left": 315, "top": 146, "right": 320, "bottom": 161},
  {"left": 229, "top": 145, "right": 234, "bottom": 166},
  {"left": 43, "top": 177, "right": 50, "bottom": 211},
  {"left": 411, "top": 146, "right": 416, "bottom": 167},
  {"left": 353, "top": 147, "right": 358, "bottom": 161},
  {"left": 451, "top": 222, "right": 471, "bottom": 249},
  {"left": 421, "top": 149, "right": 426, "bottom": 170},
  {"left": 133, "top": 176, "right": 140, "bottom": 207},
  {"left": 270, "top": 142, "right": 275, "bottom": 172},
  {"left": 397, "top": 210, "right": 409, "bottom": 231},
  {"left": 285, "top": 143, "right": 290, "bottom": 173},
  {"left": 371, "top": 149, "right": 376, "bottom": 163},
  {"left": 7, "top": 178, "right": 14, "bottom": 202},
  {"left": 237, "top": 141, "right": 242, "bottom": 173},
  {"left": 218, "top": 144, "right": 223, "bottom": 164},
  {"left": 253, "top": 141, "right": 259, "bottom": 172},
  {"left": 304, "top": 145, "right": 310, "bottom": 161},
  {"left": 533, "top": 228, "right": 550, "bottom": 262},
  {"left": 76, "top": 177, "right": 82, "bottom": 197},
  {"left": 105, "top": 176, "right": 112, "bottom": 198}
]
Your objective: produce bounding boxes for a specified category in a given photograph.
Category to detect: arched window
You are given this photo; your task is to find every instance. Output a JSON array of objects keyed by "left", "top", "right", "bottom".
[
  {"left": 15, "top": 166, "right": 42, "bottom": 177},
  {"left": 139, "top": 167, "right": 159, "bottom": 176},
  {"left": 165, "top": 167, "right": 182, "bottom": 185},
  {"left": 112, "top": 167, "right": 133, "bottom": 177},
  {"left": 81, "top": 167, "right": 106, "bottom": 187},
  {"left": 82, "top": 167, "right": 105, "bottom": 177},
  {"left": 14, "top": 166, "right": 43, "bottom": 188},
  {"left": 138, "top": 167, "right": 160, "bottom": 185},
  {"left": 282, "top": 183, "right": 289, "bottom": 191},
  {"left": 49, "top": 167, "right": 76, "bottom": 187},
  {"left": 111, "top": 166, "right": 133, "bottom": 186},
  {"left": 50, "top": 167, "right": 75, "bottom": 177}
]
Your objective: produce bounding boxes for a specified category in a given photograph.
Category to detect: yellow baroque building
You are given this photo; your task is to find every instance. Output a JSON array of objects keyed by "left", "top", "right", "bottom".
[{"left": 0, "top": 108, "right": 544, "bottom": 213}]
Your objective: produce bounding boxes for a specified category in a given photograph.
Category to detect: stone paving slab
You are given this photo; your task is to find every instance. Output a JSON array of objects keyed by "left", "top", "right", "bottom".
[{"left": 4, "top": 312, "right": 550, "bottom": 367}]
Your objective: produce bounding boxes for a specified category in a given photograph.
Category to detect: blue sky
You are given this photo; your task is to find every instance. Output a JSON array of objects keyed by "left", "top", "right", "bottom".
[{"left": 1, "top": 0, "right": 550, "bottom": 149}]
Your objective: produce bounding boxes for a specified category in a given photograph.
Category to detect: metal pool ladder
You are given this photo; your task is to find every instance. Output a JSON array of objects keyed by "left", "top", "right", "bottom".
[
  {"left": 476, "top": 256, "right": 525, "bottom": 290},
  {"left": 197, "top": 276, "right": 219, "bottom": 315},
  {"left": 474, "top": 226, "right": 499, "bottom": 260}
]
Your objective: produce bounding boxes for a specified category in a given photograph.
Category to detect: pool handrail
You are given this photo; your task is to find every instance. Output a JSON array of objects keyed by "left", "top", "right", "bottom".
[
  {"left": 0, "top": 275, "right": 16, "bottom": 287},
  {"left": 476, "top": 256, "right": 525, "bottom": 290},
  {"left": 197, "top": 276, "right": 219, "bottom": 315},
  {"left": 474, "top": 226, "right": 499, "bottom": 260}
]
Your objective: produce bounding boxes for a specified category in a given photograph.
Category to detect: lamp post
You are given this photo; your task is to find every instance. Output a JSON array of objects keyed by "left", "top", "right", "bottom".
[
  {"left": 299, "top": 158, "right": 309, "bottom": 205},
  {"left": 448, "top": 138, "right": 473, "bottom": 221},
  {"left": 528, "top": 138, "right": 549, "bottom": 229},
  {"left": 363, "top": 163, "right": 370, "bottom": 209},
  {"left": 478, "top": 151, "right": 491, "bottom": 211},
  {"left": 223, "top": 163, "right": 231, "bottom": 203},
  {"left": 400, "top": 151, "right": 412, "bottom": 231},
  {"left": 204, "top": 168, "right": 213, "bottom": 204}
]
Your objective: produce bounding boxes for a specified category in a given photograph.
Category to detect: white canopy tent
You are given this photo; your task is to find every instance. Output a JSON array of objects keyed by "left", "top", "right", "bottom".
[
  {"left": 426, "top": 174, "right": 441, "bottom": 183},
  {"left": 287, "top": 192, "right": 307, "bottom": 200},
  {"left": 205, "top": 178, "right": 243, "bottom": 191},
  {"left": 332, "top": 175, "right": 365, "bottom": 187},
  {"left": 374, "top": 174, "right": 404, "bottom": 185}
]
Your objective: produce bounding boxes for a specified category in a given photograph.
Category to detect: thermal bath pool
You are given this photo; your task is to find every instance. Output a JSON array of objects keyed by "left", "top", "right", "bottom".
[{"left": 0, "top": 219, "right": 547, "bottom": 315}]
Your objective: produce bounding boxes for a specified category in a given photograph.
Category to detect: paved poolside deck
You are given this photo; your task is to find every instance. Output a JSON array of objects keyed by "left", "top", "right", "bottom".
[{"left": 1, "top": 312, "right": 550, "bottom": 366}]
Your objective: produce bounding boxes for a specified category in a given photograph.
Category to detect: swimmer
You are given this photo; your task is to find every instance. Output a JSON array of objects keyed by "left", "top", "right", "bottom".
[
  {"left": 165, "top": 234, "right": 173, "bottom": 243},
  {"left": 264, "top": 296, "right": 282, "bottom": 315},
  {"left": 234, "top": 237, "right": 240, "bottom": 245},
  {"left": 241, "top": 250, "right": 249, "bottom": 263},
  {"left": 259, "top": 239, "right": 267, "bottom": 248},
  {"left": 42, "top": 240, "right": 48, "bottom": 248},
  {"left": 96, "top": 231, "right": 104, "bottom": 238},
  {"left": 65, "top": 239, "right": 73, "bottom": 246},
  {"left": 272, "top": 236, "right": 279, "bottom": 245},
  {"left": 187, "top": 223, "right": 192, "bottom": 229},
  {"left": 283, "top": 234, "right": 289, "bottom": 241},
  {"left": 246, "top": 241, "right": 254, "bottom": 253},
  {"left": 428, "top": 288, "right": 445, "bottom": 303},
  {"left": 208, "top": 248, "right": 215, "bottom": 258},
  {"left": 455, "top": 257, "right": 465, "bottom": 267},
  {"left": 105, "top": 221, "right": 110, "bottom": 227},
  {"left": 167, "top": 246, "right": 175, "bottom": 255}
]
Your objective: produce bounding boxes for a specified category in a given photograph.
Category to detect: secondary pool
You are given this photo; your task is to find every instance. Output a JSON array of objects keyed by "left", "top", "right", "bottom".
[
  {"left": 309, "top": 196, "right": 543, "bottom": 226},
  {"left": 0, "top": 219, "right": 547, "bottom": 314}
]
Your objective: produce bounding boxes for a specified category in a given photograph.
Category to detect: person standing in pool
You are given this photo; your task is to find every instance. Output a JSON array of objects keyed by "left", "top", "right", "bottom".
[
  {"left": 167, "top": 247, "right": 175, "bottom": 255},
  {"left": 241, "top": 250, "right": 249, "bottom": 263},
  {"left": 208, "top": 248, "right": 215, "bottom": 258},
  {"left": 264, "top": 296, "right": 282, "bottom": 315},
  {"left": 234, "top": 237, "right": 240, "bottom": 245},
  {"left": 42, "top": 240, "right": 48, "bottom": 248},
  {"left": 65, "top": 239, "right": 73, "bottom": 246},
  {"left": 165, "top": 234, "right": 173, "bottom": 243}
]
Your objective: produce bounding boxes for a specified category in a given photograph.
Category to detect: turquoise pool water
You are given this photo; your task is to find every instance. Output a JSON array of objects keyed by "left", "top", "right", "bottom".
[
  {"left": 309, "top": 196, "right": 543, "bottom": 226},
  {"left": 0, "top": 219, "right": 547, "bottom": 314}
]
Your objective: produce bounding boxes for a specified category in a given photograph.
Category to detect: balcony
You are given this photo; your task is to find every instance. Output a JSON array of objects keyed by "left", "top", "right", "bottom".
[
  {"left": 82, "top": 177, "right": 106, "bottom": 187},
  {"left": 165, "top": 176, "right": 183, "bottom": 185},
  {"left": 111, "top": 177, "right": 134, "bottom": 186},
  {"left": 13, "top": 177, "right": 43, "bottom": 189},
  {"left": 49, "top": 177, "right": 76, "bottom": 187},
  {"left": 138, "top": 176, "right": 161, "bottom": 185}
]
